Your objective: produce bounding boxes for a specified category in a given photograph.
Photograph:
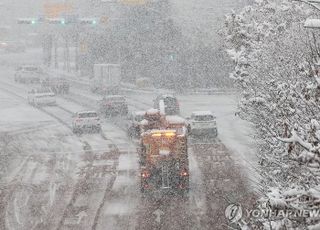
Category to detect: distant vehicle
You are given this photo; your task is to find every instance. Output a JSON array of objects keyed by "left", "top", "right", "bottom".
[
  {"left": 187, "top": 111, "right": 218, "bottom": 137},
  {"left": 0, "top": 41, "right": 8, "bottom": 50},
  {"left": 153, "top": 94, "right": 180, "bottom": 115},
  {"left": 27, "top": 88, "right": 56, "bottom": 106},
  {"left": 136, "top": 77, "right": 152, "bottom": 88},
  {"left": 98, "top": 95, "right": 128, "bottom": 116},
  {"left": 165, "top": 115, "right": 188, "bottom": 135},
  {"left": 90, "top": 63, "right": 121, "bottom": 94},
  {"left": 4, "top": 41, "right": 26, "bottom": 53},
  {"left": 72, "top": 111, "right": 101, "bottom": 133},
  {"left": 41, "top": 77, "right": 69, "bottom": 94},
  {"left": 127, "top": 111, "right": 145, "bottom": 138},
  {"left": 14, "top": 65, "right": 43, "bottom": 84}
]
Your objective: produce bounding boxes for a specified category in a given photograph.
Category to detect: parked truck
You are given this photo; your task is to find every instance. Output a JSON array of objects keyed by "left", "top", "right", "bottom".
[
  {"left": 138, "top": 109, "right": 189, "bottom": 196},
  {"left": 90, "top": 63, "right": 121, "bottom": 95}
]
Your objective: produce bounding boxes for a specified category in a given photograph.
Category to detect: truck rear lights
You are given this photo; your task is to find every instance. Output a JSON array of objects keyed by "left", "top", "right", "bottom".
[
  {"left": 180, "top": 170, "right": 189, "bottom": 177},
  {"left": 179, "top": 184, "right": 185, "bottom": 189},
  {"left": 141, "top": 170, "right": 150, "bottom": 178}
]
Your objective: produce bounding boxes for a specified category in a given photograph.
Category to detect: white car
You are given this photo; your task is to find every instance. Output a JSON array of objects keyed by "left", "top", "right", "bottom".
[
  {"left": 187, "top": 111, "right": 218, "bottom": 137},
  {"left": 27, "top": 88, "right": 56, "bottom": 106},
  {"left": 72, "top": 111, "right": 101, "bottom": 133},
  {"left": 14, "top": 65, "right": 43, "bottom": 83}
]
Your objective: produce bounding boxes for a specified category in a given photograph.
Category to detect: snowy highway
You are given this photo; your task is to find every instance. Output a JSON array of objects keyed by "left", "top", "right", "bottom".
[
  {"left": 0, "top": 48, "right": 258, "bottom": 230},
  {"left": 2, "top": 0, "right": 318, "bottom": 229}
]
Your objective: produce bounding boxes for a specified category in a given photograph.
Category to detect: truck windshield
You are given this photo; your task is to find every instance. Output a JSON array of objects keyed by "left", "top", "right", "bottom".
[{"left": 194, "top": 115, "right": 214, "bottom": 121}]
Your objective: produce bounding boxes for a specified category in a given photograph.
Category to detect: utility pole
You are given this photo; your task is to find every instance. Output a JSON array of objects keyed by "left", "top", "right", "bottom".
[
  {"left": 54, "top": 35, "right": 58, "bottom": 68},
  {"left": 75, "top": 32, "right": 79, "bottom": 72}
]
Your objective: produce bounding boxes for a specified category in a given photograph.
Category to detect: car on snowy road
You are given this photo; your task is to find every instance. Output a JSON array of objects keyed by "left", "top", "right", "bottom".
[
  {"left": 27, "top": 87, "right": 56, "bottom": 106},
  {"left": 187, "top": 111, "right": 218, "bottom": 137},
  {"left": 72, "top": 111, "right": 101, "bottom": 133},
  {"left": 14, "top": 65, "right": 43, "bottom": 84},
  {"left": 126, "top": 111, "right": 145, "bottom": 138},
  {"left": 98, "top": 95, "right": 128, "bottom": 116},
  {"left": 4, "top": 41, "right": 26, "bottom": 53},
  {"left": 153, "top": 94, "right": 180, "bottom": 115}
]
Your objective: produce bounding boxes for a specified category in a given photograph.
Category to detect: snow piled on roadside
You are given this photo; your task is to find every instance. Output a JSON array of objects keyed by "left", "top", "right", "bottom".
[{"left": 0, "top": 90, "right": 55, "bottom": 132}]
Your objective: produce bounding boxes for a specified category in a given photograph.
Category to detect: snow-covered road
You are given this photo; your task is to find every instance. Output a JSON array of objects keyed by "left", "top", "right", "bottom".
[
  {"left": 0, "top": 47, "right": 258, "bottom": 229},
  {"left": 123, "top": 91, "right": 259, "bottom": 184}
]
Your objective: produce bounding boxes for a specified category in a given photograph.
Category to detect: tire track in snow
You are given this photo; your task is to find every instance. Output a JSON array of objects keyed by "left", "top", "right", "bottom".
[{"left": 0, "top": 77, "right": 123, "bottom": 230}]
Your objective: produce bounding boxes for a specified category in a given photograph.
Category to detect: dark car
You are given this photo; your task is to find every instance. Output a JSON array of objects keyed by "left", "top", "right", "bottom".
[
  {"left": 99, "top": 95, "right": 128, "bottom": 116},
  {"left": 127, "top": 111, "right": 145, "bottom": 138},
  {"left": 153, "top": 94, "right": 180, "bottom": 115}
]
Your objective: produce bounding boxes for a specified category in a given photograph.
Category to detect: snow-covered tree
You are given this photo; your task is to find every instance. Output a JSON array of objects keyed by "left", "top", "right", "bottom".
[{"left": 225, "top": 0, "right": 320, "bottom": 228}]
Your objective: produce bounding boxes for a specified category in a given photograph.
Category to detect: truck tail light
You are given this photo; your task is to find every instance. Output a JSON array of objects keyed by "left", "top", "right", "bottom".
[
  {"left": 180, "top": 169, "right": 188, "bottom": 177},
  {"left": 179, "top": 184, "right": 185, "bottom": 189},
  {"left": 141, "top": 170, "right": 150, "bottom": 178}
]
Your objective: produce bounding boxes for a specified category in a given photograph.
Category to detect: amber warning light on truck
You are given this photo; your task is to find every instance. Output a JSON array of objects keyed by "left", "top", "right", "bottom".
[{"left": 151, "top": 131, "right": 176, "bottom": 138}]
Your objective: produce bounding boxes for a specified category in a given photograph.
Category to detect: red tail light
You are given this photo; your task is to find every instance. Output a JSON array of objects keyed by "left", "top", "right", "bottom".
[
  {"left": 180, "top": 169, "right": 188, "bottom": 177},
  {"left": 179, "top": 184, "right": 185, "bottom": 189},
  {"left": 141, "top": 170, "right": 150, "bottom": 178}
]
